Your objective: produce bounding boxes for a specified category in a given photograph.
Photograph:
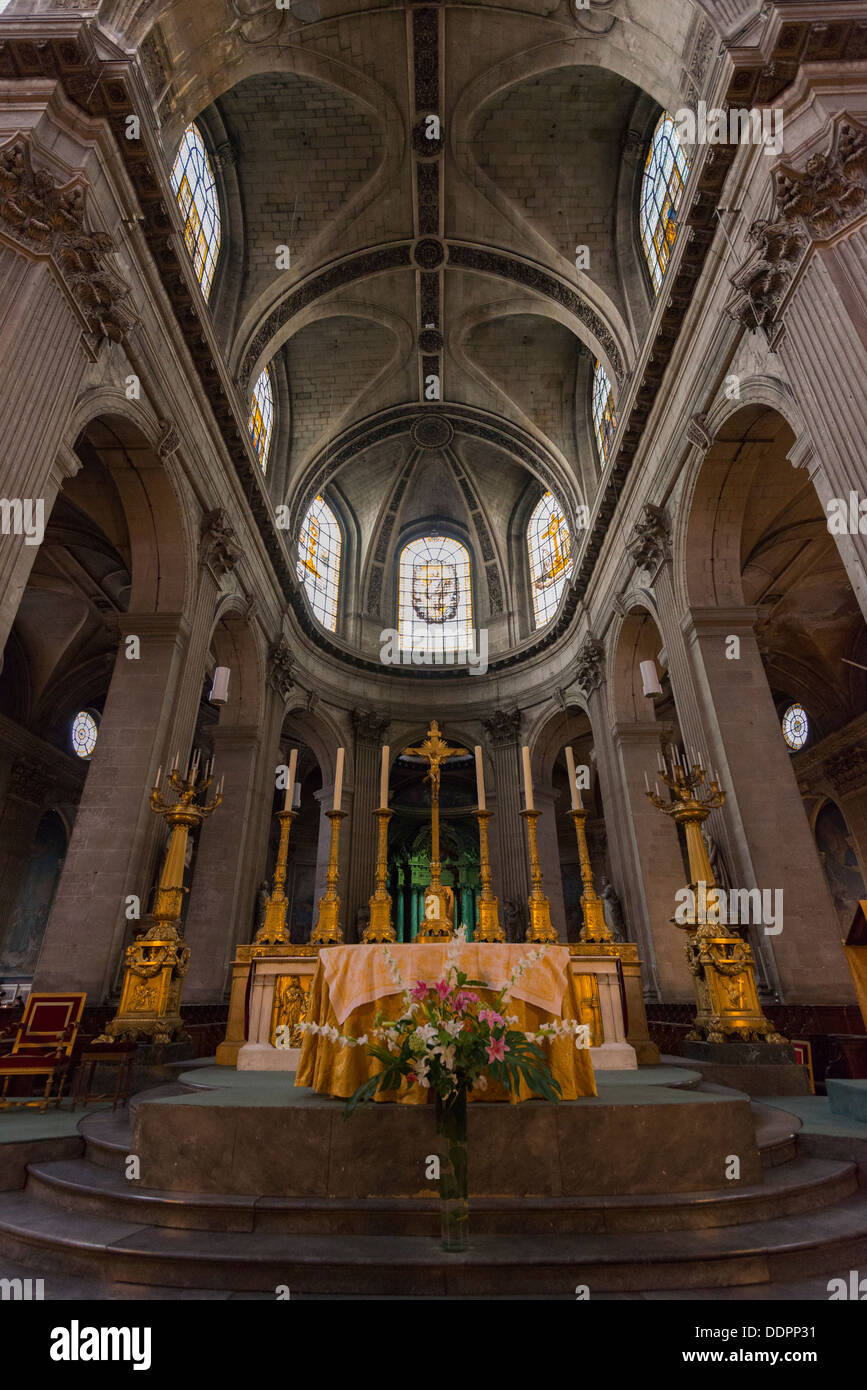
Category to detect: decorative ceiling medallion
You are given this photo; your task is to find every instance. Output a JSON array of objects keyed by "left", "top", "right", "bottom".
[
  {"left": 412, "top": 120, "right": 443, "bottom": 159},
  {"left": 418, "top": 327, "right": 443, "bottom": 353},
  {"left": 411, "top": 415, "right": 453, "bottom": 448},
  {"left": 413, "top": 237, "right": 446, "bottom": 270}
]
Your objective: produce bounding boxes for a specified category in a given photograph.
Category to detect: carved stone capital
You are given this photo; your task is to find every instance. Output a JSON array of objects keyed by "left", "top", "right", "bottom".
[
  {"left": 725, "top": 119, "right": 867, "bottom": 336},
  {"left": 200, "top": 508, "right": 241, "bottom": 577},
  {"left": 8, "top": 757, "right": 43, "bottom": 804},
  {"left": 824, "top": 746, "right": 867, "bottom": 798},
  {"left": 626, "top": 504, "right": 671, "bottom": 576},
  {"left": 269, "top": 637, "right": 295, "bottom": 701},
  {"left": 352, "top": 708, "right": 389, "bottom": 744},
  {"left": 482, "top": 708, "right": 522, "bottom": 747},
  {"left": 0, "top": 138, "right": 135, "bottom": 343},
  {"left": 574, "top": 636, "right": 606, "bottom": 698}
]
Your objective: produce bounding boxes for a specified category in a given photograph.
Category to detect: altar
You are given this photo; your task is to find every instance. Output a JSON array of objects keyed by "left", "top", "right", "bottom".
[
  {"left": 295, "top": 942, "right": 596, "bottom": 1101},
  {"left": 232, "top": 940, "right": 638, "bottom": 1073}
]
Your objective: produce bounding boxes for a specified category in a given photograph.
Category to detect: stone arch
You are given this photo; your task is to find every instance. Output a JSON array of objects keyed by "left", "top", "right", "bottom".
[
  {"left": 65, "top": 399, "right": 192, "bottom": 618},
  {"left": 207, "top": 597, "right": 267, "bottom": 729},
  {"left": 610, "top": 604, "right": 667, "bottom": 726}
]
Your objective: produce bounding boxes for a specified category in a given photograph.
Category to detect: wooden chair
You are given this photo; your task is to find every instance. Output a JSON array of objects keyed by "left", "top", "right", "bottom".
[{"left": 0, "top": 992, "right": 86, "bottom": 1111}]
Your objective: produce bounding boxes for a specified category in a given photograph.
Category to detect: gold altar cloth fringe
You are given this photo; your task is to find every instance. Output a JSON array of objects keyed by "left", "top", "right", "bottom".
[{"left": 295, "top": 958, "right": 596, "bottom": 1104}]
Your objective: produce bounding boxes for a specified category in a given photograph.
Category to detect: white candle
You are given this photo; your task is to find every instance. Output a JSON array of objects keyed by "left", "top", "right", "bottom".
[
  {"left": 564, "top": 746, "right": 579, "bottom": 811},
  {"left": 521, "top": 746, "right": 534, "bottom": 811},
  {"left": 333, "top": 747, "right": 344, "bottom": 812},
  {"left": 474, "top": 746, "right": 486, "bottom": 811},
  {"left": 380, "top": 745, "right": 390, "bottom": 809},
  {"left": 155, "top": 765, "right": 162, "bottom": 788},
  {"left": 657, "top": 751, "right": 665, "bottom": 773},
  {"left": 171, "top": 750, "right": 179, "bottom": 772},
  {"left": 644, "top": 770, "right": 650, "bottom": 793},
  {"left": 284, "top": 748, "right": 298, "bottom": 811},
  {"left": 292, "top": 782, "right": 301, "bottom": 810},
  {"left": 654, "top": 780, "right": 662, "bottom": 799},
  {"left": 217, "top": 775, "right": 224, "bottom": 796}
]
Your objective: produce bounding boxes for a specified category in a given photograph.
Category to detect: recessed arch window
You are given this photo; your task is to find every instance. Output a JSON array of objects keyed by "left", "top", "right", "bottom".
[
  {"left": 591, "top": 360, "right": 616, "bottom": 464},
  {"left": 782, "top": 702, "right": 809, "bottom": 751},
  {"left": 398, "top": 535, "right": 473, "bottom": 656},
  {"left": 170, "top": 123, "right": 222, "bottom": 300},
  {"left": 249, "top": 366, "right": 274, "bottom": 471},
  {"left": 527, "top": 491, "right": 572, "bottom": 629},
  {"left": 71, "top": 710, "right": 99, "bottom": 759},
  {"left": 640, "top": 112, "right": 689, "bottom": 292},
  {"left": 298, "top": 495, "right": 341, "bottom": 631}
]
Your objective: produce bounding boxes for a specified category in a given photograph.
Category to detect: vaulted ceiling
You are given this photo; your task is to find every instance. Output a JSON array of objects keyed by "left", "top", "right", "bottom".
[{"left": 120, "top": 0, "right": 710, "bottom": 621}]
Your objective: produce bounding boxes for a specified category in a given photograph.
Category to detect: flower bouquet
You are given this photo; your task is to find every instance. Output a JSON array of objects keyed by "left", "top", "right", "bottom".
[{"left": 302, "top": 943, "right": 588, "bottom": 1250}]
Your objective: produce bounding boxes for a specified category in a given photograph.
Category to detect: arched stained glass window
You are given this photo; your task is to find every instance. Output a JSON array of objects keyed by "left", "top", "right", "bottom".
[
  {"left": 170, "top": 123, "right": 221, "bottom": 300},
  {"left": 249, "top": 366, "right": 274, "bottom": 471},
  {"left": 782, "top": 703, "right": 809, "bottom": 751},
  {"left": 398, "top": 535, "right": 473, "bottom": 657},
  {"left": 71, "top": 710, "right": 98, "bottom": 759},
  {"left": 640, "top": 112, "right": 689, "bottom": 292},
  {"left": 591, "top": 360, "right": 616, "bottom": 464},
  {"left": 298, "top": 495, "right": 341, "bottom": 631},
  {"left": 527, "top": 491, "right": 572, "bottom": 629}
]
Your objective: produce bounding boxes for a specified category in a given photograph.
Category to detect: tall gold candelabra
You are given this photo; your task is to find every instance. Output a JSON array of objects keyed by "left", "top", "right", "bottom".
[
  {"left": 520, "top": 808, "right": 558, "bottom": 943},
  {"left": 255, "top": 808, "right": 298, "bottom": 945},
  {"left": 474, "top": 809, "right": 504, "bottom": 941},
  {"left": 645, "top": 753, "right": 786, "bottom": 1047},
  {"left": 569, "top": 805, "right": 613, "bottom": 943},
  {"left": 363, "top": 806, "right": 396, "bottom": 942},
  {"left": 100, "top": 756, "right": 223, "bottom": 1043},
  {"left": 311, "top": 809, "right": 346, "bottom": 945}
]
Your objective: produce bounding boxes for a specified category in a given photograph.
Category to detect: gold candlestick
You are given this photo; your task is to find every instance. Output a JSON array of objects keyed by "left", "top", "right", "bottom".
[
  {"left": 311, "top": 809, "right": 346, "bottom": 946},
  {"left": 255, "top": 808, "right": 298, "bottom": 945},
  {"left": 363, "top": 807, "right": 396, "bottom": 942},
  {"left": 570, "top": 806, "right": 613, "bottom": 943},
  {"left": 474, "top": 809, "right": 504, "bottom": 942},
  {"left": 99, "top": 760, "right": 223, "bottom": 1043},
  {"left": 520, "top": 807, "right": 558, "bottom": 943},
  {"left": 646, "top": 755, "right": 786, "bottom": 1047}
]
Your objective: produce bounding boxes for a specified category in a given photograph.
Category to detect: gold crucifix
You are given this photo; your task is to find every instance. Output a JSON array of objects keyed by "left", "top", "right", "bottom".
[{"left": 403, "top": 721, "right": 468, "bottom": 939}]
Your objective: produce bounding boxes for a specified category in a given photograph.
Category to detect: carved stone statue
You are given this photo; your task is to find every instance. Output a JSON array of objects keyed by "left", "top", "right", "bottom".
[{"left": 599, "top": 876, "right": 626, "bottom": 941}]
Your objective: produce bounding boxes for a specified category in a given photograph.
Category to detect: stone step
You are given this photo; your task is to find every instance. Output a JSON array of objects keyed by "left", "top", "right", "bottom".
[
  {"left": 2, "top": 1186, "right": 867, "bottom": 1294},
  {"left": 20, "top": 1153, "right": 860, "bottom": 1235}
]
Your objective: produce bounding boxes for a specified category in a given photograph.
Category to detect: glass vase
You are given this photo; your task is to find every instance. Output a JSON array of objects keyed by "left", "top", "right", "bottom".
[{"left": 434, "top": 1082, "right": 469, "bottom": 1252}]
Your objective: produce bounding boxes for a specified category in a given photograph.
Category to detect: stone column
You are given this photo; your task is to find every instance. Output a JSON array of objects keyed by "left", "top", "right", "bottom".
[
  {"left": 610, "top": 722, "right": 694, "bottom": 1002},
  {"left": 482, "top": 709, "right": 528, "bottom": 938},
  {"left": 34, "top": 613, "right": 190, "bottom": 999},
  {"left": 683, "top": 606, "right": 854, "bottom": 1002},
  {"left": 534, "top": 787, "right": 567, "bottom": 940},
  {"left": 182, "top": 724, "right": 264, "bottom": 1002},
  {"left": 822, "top": 751, "right": 867, "bottom": 893},
  {"left": 345, "top": 710, "right": 389, "bottom": 931},
  {"left": 0, "top": 758, "right": 48, "bottom": 971}
]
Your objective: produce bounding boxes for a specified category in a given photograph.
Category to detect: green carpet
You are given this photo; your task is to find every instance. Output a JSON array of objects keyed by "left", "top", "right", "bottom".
[
  {"left": 762, "top": 1095, "right": 867, "bottom": 1139},
  {"left": 0, "top": 1100, "right": 112, "bottom": 1144}
]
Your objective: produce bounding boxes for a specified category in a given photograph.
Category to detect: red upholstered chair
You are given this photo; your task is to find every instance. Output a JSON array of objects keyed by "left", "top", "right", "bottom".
[{"left": 0, "top": 993, "right": 86, "bottom": 1111}]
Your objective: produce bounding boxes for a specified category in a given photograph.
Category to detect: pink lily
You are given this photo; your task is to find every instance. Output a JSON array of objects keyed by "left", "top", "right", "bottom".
[
  {"left": 410, "top": 980, "right": 429, "bottom": 1002},
  {"left": 486, "top": 1036, "right": 508, "bottom": 1063},
  {"left": 479, "top": 1008, "right": 505, "bottom": 1028},
  {"left": 453, "top": 990, "right": 480, "bottom": 1011},
  {"left": 433, "top": 979, "right": 451, "bottom": 1000}
]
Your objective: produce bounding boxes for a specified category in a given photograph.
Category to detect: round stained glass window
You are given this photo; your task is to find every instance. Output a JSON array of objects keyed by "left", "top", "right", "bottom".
[
  {"left": 71, "top": 710, "right": 98, "bottom": 759},
  {"left": 782, "top": 703, "right": 808, "bottom": 751}
]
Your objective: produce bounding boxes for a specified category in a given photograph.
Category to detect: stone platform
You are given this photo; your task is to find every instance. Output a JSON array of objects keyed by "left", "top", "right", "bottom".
[{"left": 132, "top": 1066, "right": 763, "bottom": 1198}]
